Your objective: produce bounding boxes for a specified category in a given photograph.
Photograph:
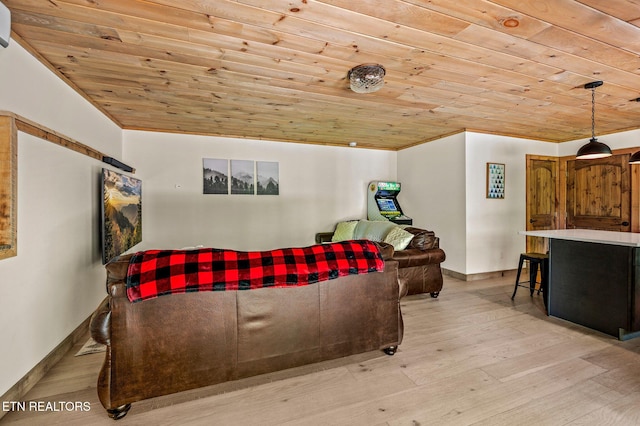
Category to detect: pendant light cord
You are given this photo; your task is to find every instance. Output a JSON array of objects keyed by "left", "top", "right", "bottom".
[
  {"left": 576, "top": 80, "right": 611, "bottom": 159},
  {"left": 591, "top": 85, "right": 596, "bottom": 140}
]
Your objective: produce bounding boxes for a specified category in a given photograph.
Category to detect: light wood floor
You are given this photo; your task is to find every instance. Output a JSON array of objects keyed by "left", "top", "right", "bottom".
[{"left": 3, "top": 274, "right": 640, "bottom": 425}]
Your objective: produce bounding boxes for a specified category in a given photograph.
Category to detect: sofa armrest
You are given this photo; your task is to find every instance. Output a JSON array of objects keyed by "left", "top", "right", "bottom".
[
  {"left": 375, "top": 241, "right": 396, "bottom": 260},
  {"left": 315, "top": 232, "right": 334, "bottom": 244},
  {"left": 392, "top": 248, "right": 446, "bottom": 268},
  {"left": 404, "top": 227, "right": 438, "bottom": 250},
  {"left": 90, "top": 297, "right": 111, "bottom": 346}
]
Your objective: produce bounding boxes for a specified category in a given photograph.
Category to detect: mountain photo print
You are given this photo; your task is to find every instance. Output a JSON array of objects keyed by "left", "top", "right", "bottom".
[
  {"left": 203, "top": 158, "right": 229, "bottom": 194},
  {"left": 101, "top": 169, "right": 142, "bottom": 264},
  {"left": 230, "top": 160, "right": 254, "bottom": 195},
  {"left": 257, "top": 161, "right": 279, "bottom": 195}
]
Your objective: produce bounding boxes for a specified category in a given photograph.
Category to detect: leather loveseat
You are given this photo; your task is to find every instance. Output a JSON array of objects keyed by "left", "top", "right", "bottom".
[
  {"left": 316, "top": 220, "right": 446, "bottom": 297},
  {"left": 90, "top": 242, "right": 404, "bottom": 419}
]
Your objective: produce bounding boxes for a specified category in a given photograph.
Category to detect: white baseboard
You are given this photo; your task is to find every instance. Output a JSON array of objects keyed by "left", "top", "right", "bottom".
[{"left": 443, "top": 268, "right": 518, "bottom": 282}]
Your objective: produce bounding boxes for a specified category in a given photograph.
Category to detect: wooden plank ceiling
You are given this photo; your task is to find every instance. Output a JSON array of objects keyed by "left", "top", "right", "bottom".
[{"left": 5, "top": 0, "right": 640, "bottom": 150}]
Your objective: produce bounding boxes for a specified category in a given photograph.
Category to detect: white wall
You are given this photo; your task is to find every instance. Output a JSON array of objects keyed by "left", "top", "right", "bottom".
[
  {"left": 399, "top": 132, "right": 559, "bottom": 276},
  {"left": 397, "top": 133, "right": 467, "bottom": 273},
  {"left": 464, "top": 133, "right": 558, "bottom": 275},
  {"left": 0, "top": 42, "right": 122, "bottom": 396},
  {"left": 123, "top": 131, "right": 397, "bottom": 251}
]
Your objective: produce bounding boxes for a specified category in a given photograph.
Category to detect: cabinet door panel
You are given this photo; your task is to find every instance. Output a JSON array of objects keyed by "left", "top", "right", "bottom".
[
  {"left": 526, "top": 157, "right": 558, "bottom": 253},
  {"left": 567, "top": 154, "right": 630, "bottom": 231}
]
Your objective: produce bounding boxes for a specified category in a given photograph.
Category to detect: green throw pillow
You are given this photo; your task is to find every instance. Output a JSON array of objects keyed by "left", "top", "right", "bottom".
[
  {"left": 353, "top": 220, "right": 396, "bottom": 242},
  {"left": 383, "top": 226, "right": 414, "bottom": 250},
  {"left": 331, "top": 221, "right": 358, "bottom": 242}
]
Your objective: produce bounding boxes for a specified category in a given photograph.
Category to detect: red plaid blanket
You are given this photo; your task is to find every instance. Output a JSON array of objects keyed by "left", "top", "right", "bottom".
[{"left": 125, "top": 240, "right": 384, "bottom": 303}]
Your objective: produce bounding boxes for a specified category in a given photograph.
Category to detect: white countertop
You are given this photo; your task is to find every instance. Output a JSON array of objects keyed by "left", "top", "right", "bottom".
[{"left": 520, "top": 229, "right": 640, "bottom": 247}]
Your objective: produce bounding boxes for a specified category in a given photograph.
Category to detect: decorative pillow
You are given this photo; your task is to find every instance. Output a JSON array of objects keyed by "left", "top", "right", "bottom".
[
  {"left": 354, "top": 220, "right": 397, "bottom": 242},
  {"left": 383, "top": 226, "right": 414, "bottom": 250},
  {"left": 331, "top": 221, "right": 358, "bottom": 242}
]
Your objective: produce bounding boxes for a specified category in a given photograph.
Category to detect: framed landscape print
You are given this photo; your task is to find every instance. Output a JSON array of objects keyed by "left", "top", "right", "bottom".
[
  {"left": 256, "top": 161, "right": 279, "bottom": 195},
  {"left": 202, "top": 158, "right": 279, "bottom": 196},
  {"left": 203, "top": 158, "right": 229, "bottom": 194},
  {"left": 486, "top": 162, "right": 505, "bottom": 199},
  {"left": 101, "top": 168, "right": 142, "bottom": 264},
  {"left": 230, "top": 160, "right": 254, "bottom": 194}
]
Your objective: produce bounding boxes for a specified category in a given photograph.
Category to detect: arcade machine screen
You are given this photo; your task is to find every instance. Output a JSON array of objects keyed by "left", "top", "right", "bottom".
[
  {"left": 367, "top": 181, "right": 413, "bottom": 225},
  {"left": 376, "top": 198, "right": 399, "bottom": 213}
]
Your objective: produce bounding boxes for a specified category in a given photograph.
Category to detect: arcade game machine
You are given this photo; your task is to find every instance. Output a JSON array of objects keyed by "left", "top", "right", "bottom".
[{"left": 367, "top": 181, "right": 413, "bottom": 225}]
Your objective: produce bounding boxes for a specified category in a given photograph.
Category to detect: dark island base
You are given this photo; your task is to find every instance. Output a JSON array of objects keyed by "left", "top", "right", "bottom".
[{"left": 548, "top": 238, "right": 640, "bottom": 340}]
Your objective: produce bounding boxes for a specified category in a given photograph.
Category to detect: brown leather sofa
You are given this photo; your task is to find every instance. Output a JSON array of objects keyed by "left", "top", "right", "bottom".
[
  {"left": 316, "top": 221, "right": 446, "bottom": 297},
  {"left": 90, "top": 244, "right": 404, "bottom": 420}
]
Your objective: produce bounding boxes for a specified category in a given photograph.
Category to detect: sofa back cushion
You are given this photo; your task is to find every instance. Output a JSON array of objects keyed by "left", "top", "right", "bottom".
[
  {"left": 328, "top": 220, "right": 437, "bottom": 251},
  {"left": 353, "top": 220, "right": 397, "bottom": 242}
]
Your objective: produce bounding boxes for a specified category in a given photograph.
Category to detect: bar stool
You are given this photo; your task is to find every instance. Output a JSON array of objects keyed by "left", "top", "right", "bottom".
[{"left": 511, "top": 252, "right": 548, "bottom": 300}]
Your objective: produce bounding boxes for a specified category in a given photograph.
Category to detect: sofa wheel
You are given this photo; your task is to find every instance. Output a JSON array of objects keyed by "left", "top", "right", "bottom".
[
  {"left": 430, "top": 292, "right": 440, "bottom": 298},
  {"left": 383, "top": 346, "right": 397, "bottom": 356},
  {"left": 107, "top": 404, "right": 131, "bottom": 420}
]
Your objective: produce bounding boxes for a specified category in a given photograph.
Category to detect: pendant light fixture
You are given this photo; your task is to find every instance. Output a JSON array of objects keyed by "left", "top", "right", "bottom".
[
  {"left": 576, "top": 81, "right": 612, "bottom": 160},
  {"left": 629, "top": 150, "right": 640, "bottom": 164}
]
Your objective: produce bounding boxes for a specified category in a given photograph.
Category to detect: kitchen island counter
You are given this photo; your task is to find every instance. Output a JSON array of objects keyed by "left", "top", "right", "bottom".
[{"left": 520, "top": 229, "right": 640, "bottom": 340}]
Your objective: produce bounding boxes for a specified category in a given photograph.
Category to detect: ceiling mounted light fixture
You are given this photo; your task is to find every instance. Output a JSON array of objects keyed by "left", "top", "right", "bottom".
[
  {"left": 576, "top": 81, "right": 612, "bottom": 160},
  {"left": 348, "top": 64, "right": 385, "bottom": 94}
]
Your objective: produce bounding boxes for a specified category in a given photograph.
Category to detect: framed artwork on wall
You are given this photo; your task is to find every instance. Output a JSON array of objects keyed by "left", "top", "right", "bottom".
[
  {"left": 486, "top": 162, "right": 505, "bottom": 199},
  {"left": 230, "top": 160, "right": 255, "bottom": 195},
  {"left": 203, "top": 158, "right": 229, "bottom": 194},
  {"left": 257, "top": 161, "right": 279, "bottom": 195},
  {"left": 101, "top": 168, "right": 142, "bottom": 264},
  {"left": 202, "top": 158, "right": 280, "bottom": 196}
]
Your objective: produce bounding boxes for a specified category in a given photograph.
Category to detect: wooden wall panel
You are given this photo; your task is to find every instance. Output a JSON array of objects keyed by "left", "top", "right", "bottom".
[{"left": 0, "top": 116, "right": 17, "bottom": 259}]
